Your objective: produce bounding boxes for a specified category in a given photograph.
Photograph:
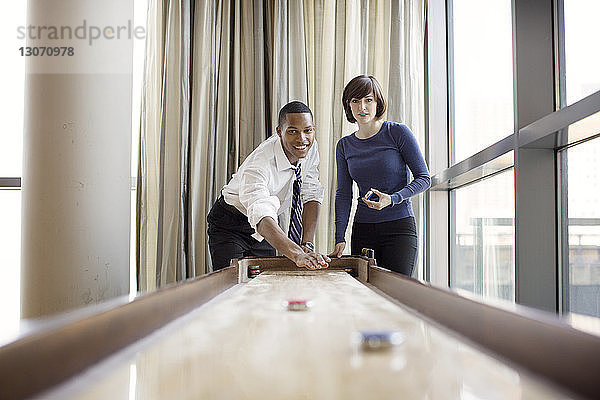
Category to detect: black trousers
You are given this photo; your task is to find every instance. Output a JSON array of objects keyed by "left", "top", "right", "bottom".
[
  {"left": 351, "top": 217, "right": 418, "bottom": 277},
  {"left": 207, "top": 196, "right": 276, "bottom": 271}
]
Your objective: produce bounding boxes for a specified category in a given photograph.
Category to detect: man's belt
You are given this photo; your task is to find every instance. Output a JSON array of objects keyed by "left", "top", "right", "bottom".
[{"left": 217, "top": 195, "right": 245, "bottom": 217}]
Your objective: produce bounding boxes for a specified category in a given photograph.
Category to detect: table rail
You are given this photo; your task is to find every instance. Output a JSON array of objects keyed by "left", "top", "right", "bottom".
[
  {"left": 368, "top": 266, "right": 600, "bottom": 400},
  {"left": 0, "top": 266, "right": 237, "bottom": 400}
]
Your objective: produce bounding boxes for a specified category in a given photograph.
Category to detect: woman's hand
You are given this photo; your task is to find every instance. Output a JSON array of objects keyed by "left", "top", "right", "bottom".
[
  {"left": 362, "top": 188, "right": 392, "bottom": 210},
  {"left": 329, "top": 242, "right": 346, "bottom": 258}
]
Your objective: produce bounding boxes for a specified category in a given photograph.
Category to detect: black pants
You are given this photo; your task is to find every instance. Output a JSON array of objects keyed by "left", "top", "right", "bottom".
[
  {"left": 207, "top": 196, "right": 275, "bottom": 271},
  {"left": 351, "top": 217, "right": 418, "bottom": 277}
]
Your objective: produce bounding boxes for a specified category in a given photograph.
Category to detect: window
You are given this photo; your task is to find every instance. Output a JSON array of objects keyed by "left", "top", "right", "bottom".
[
  {"left": 130, "top": 0, "right": 149, "bottom": 295},
  {"left": 0, "top": 0, "right": 148, "bottom": 333},
  {"left": 563, "top": 0, "right": 600, "bottom": 106},
  {"left": 559, "top": 0, "right": 600, "bottom": 319},
  {"left": 0, "top": 3, "right": 26, "bottom": 338},
  {"left": 563, "top": 137, "right": 600, "bottom": 317},
  {"left": 0, "top": 190, "right": 21, "bottom": 342},
  {"left": 449, "top": 0, "right": 514, "bottom": 164},
  {"left": 451, "top": 170, "right": 515, "bottom": 301},
  {"left": 0, "top": 5, "right": 25, "bottom": 177}
]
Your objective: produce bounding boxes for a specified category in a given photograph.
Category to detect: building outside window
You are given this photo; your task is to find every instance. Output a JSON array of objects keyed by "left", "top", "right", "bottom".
[
  {"left": 563, "top": 137, "right": 600, "bottom": 317},
  {"left": 451, "top": 170, "right": 515, "bottom": 301}
]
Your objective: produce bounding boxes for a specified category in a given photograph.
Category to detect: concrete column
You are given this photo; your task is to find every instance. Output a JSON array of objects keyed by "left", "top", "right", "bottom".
[
  {"left": 21, "top": 0, "right": 133, "bottom": 318},
  {"left": 425, "top": 0, "right": 450, "bottom": 286},
  {"left": 512, "top": 0, "right": 557, "bottom": 312}
]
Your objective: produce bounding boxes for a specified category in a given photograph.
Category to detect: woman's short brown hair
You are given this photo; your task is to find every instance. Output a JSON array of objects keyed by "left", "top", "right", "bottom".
[{"left": 342, "top": 75, "right": 387, "bottom": 123}]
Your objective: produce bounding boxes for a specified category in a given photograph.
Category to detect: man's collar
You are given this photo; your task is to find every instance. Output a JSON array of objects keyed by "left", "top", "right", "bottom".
[{"left": 274, "top": 136, "right": 302, "bottom": 171}]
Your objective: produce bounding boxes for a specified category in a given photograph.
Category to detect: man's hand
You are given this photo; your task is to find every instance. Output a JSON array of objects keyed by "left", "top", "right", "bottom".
[
  {"left": 329, "top": 242, "right": 345, "bottom": 258},
  {"left": 300, "top": 241, "right": 315, "bottom": 253},
  {"left": 362, "top": 188, "right": 392, "bottom": 210},
  {"left": 294, "top": 251, "right": 330, "bottom": 270},
  {"left": 256, "top": 215, "right": 329, "bottom": 270}
]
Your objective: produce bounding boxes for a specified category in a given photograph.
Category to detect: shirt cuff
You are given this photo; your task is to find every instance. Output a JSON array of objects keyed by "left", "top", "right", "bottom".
[
  {"left": 391, "top": 192, "right": 404, "bottom": 206},
  {"left": 301, "top": 184, "right": 324, "bottom": 204},
  {"left": 335, "top": 237, "right": 346, "bottom": 244},
  {"left": 246, "top": 197, "right": 280, "bottom": 231}
]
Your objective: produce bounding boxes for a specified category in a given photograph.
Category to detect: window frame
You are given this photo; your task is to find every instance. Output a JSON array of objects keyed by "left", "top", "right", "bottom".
[{"left": 425, "top": 0, "right": 600, "bottom": 314}]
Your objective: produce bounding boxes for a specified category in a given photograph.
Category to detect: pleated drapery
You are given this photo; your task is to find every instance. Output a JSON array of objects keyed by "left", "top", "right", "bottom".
[{"left": 137, "top": 0, "right": 425, "bottom": 291}]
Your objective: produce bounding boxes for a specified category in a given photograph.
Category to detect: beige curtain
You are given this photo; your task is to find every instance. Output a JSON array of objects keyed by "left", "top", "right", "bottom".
[
  {"left": 137, "top": 0, "right": 425, "bottom": 291},
  {"left": 138, "top": 0, "right": 192, "bottom": 291}
]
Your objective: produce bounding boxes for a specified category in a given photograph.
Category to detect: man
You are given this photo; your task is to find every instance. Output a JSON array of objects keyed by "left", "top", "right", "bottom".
[{"left": 207, "top": 101, "right": 330, "bottom": 271}]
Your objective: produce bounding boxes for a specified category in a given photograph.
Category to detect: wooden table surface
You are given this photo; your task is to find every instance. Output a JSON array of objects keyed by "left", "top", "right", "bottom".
[{"left": 39, "top": 271, "right": 572, "bottom": 399}]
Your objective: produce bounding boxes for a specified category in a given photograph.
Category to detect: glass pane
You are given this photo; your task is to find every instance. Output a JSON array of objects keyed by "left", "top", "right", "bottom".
[
  {"left": 132, "top": 0, "right": 148, "bottom": 180},
  {"left": 450, "top": 0, "right": 514, "bottom": 164},
  {"left": 451, "top": 170, "right": 515, "bottom": 301},
  {"left": 0, "top": 4, "right": 26, "bottom": 176},
  {"left": 564, "top": 0, "right": 600, "bottom": 106},
  {"left": 130, "top": 0, "right": 148, "bottom": 295},
  {"left": 0, "top": 189, "right": 21, "bottom": 343},
  {"left": 565, "top": 137, "right": 600, "bottom": 317}
]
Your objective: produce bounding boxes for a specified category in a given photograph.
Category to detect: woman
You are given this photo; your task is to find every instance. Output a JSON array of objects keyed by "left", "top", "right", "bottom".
[{"left": 330, "top": 75, "right": 430, "bottom": 276}]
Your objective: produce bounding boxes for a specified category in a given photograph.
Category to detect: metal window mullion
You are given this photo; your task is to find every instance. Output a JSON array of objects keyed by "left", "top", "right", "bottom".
[
  {"left": 557, "top": 149, "right": 570, "bottom": 314},
  {"left": 0, "top": 178, "right": 21, "bottom": 188},
  {"left": 448, "top": 189, "right": 456, "bottom": 288},
  {"left": 425, "top": 0, "right": 450, "bottom": 287},
  {"left": 446, "top": 0, "right": 455, "bottom": 167}
]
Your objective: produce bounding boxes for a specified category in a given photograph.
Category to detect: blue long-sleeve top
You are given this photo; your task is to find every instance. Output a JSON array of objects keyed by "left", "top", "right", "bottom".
[{"left": 335, "top": 121, "right": 431, "bottom": 243}]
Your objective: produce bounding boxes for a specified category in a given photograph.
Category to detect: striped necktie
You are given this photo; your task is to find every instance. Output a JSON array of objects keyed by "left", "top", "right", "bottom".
[{"left": 288, "top": 164, "right": 303, "bottom": 245}]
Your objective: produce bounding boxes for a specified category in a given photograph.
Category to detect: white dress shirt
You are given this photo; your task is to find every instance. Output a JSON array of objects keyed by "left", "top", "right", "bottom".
[{"left": 222, "top": 134, "right": 324, "bottom": 241}]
